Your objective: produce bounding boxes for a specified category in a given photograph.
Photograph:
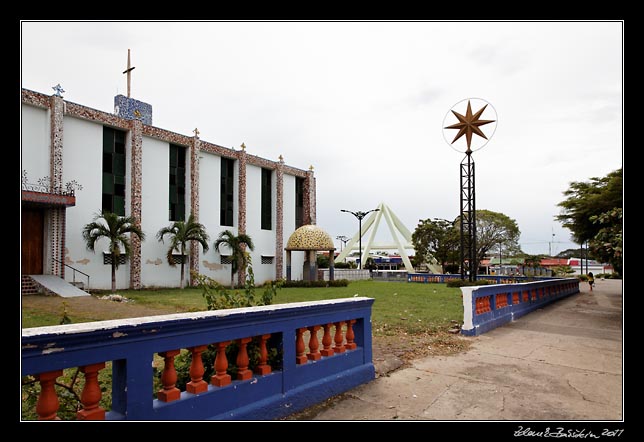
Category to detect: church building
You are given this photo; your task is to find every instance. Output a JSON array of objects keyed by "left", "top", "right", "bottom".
[{"left": 21, "top": 80, "right": 316, "bottom": 291}]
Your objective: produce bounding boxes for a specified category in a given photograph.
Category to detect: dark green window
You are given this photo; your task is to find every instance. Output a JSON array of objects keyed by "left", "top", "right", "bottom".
[
  {"left": 102, "top": 127, "right": 126, "bottom": 215},
  {"left": 261, "top": 168, "right": 272, "bottom": 230},
  {"left": 220, "top": 158, "right": 235, "bottom": 226},
  {"left": 169, "top": 144, "right": 186, "bottom": 221},
  {"left": 295, "top": 177, "right": 305, "bottom": 229}
]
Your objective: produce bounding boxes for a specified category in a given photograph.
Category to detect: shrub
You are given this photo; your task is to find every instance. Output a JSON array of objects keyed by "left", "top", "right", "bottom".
[
  {"left": 279, "top": 279, "right": 350, "bottom": 288},
  {"left": 334, "top": 262, "right": 352, "bottom": 269},
  {"left": 169, "top": 265, "right": 285, "bottom": 391}
]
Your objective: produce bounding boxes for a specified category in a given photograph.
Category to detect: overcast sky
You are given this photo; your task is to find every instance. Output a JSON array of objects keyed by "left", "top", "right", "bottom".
[{"left": 20, "top": 21, "right": 623, "bottom": 257}]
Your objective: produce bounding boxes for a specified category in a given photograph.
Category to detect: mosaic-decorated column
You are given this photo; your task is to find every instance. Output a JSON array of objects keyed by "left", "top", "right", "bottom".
[
  {"left": 303, "top": 166, "right": 316, "bottom": 225},
  {"left": 49, "top": 95, "right": 64, "bottom": 192},
  {"left": 48, "top": 209, "right": 66, "bottom": 278},
  {"left": 237, "top": 144, "right": 247, "bottom": 287},
  {"left": 309, "top": 250, "right": 317, "bottom": 282},
  {"left": 275, "top": 156, "right": 284, "bottom": 279},
  {"left": 49, "top": 94, "right": 65, "bottom": 277},
  {"left": 189, "top": 130, "right": 201, "bottom": 286},
  {"left": 129, "top": 119, "right": 143, "bottom": 289},
  {"left": 286, "top": 250, "right": 292, "bottom": 281}
]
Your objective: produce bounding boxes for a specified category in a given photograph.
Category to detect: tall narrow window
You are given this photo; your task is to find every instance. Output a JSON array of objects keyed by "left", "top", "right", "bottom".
[
  {"left": 261, "top": 168, "right": 272, "bottom": 230},
  {"left": 295, "top": 176, "right": 305, "bottom": 229},
  {"left": 169, "top": 144, "right": 186, "bottom": 221},
  {"left": 220, "top": 157, "right": 235, "bottom": 226},
  {"left": 102, "top": 127, "right": 126, "bottom": 216}
]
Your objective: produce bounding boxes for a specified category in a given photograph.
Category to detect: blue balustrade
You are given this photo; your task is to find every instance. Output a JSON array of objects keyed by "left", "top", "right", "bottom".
[
  {"left": 460, "top": 279, "right": 579, "bottom": 336},
  {"left": 22, "top": 297, "right": 375, "bottom": 420}
]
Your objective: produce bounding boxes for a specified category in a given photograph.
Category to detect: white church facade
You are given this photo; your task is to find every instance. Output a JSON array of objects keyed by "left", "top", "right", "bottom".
[{"left": 21, "top": 87, "right": 316, "bottom": 291}]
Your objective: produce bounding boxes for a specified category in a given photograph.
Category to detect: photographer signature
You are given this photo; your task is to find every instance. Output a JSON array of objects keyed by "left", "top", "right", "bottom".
[{"left": 514, "top": 427, "right": 623, "bottom": 438}]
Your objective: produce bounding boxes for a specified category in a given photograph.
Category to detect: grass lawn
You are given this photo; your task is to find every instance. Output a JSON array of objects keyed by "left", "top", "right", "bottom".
[{"left": 22, "top": 281, "right": 463, "bottom": 335}]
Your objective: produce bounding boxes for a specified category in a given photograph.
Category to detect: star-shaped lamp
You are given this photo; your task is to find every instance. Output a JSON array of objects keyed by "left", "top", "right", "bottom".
[{"left": 444, "top": 100, "right": 495, "bottom": 153}]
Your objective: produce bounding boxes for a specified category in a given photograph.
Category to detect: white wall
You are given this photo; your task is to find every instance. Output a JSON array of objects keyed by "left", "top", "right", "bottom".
[
  {"left": 140, "top": 137, "right": 180, "bottom": 287},
  {"left": 62, "top": 117, "right": 130, "bottom": 290},
  {"left": 198, "top": 152, "right": 236, "bottom": 286},
  {"left": 246, "top": 165, "right": 276, "bottom": 283},
  {"left": 283, "top": 174, "right": 303, "bottom": 280},
  {"left": 21, "top": 104, "right": 50, "bottom": 182}
]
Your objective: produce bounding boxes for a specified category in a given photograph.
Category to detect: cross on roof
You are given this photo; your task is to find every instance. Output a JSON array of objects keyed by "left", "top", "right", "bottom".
[
  {"left": 52, "top": 84, "right": 65, "bottom": 97},
  {"left": 122, "top": 49, "right": 136, "bottom": 98}
]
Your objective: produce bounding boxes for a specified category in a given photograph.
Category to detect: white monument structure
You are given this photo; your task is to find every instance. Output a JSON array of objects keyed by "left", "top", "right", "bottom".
[{"left": 334, "top": 202, "right": 442, "bottom": 273}]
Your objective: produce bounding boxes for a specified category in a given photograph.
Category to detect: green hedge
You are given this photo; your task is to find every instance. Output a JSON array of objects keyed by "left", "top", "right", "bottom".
[
  {"left": 446, "top": 279, "right": 494, "bottom": 288},
  {"left": 279, "top": 279, "right": 350, "bottom": 288}
]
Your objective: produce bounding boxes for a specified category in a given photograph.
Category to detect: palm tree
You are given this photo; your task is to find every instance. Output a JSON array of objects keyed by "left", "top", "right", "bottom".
[
  {"left": 214, "top": 230, "right": 254, "bottom": 289},
  {"left": 156, "top": 213, "right": 210, "bottom": 289},
  {"left": 82, "top": 210, "right": 145, "bottom": 293}
]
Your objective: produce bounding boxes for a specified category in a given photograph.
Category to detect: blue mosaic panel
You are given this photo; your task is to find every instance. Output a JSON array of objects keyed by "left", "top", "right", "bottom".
[{"left": 114, "top": 95, "right": 153, "bottom": 125}]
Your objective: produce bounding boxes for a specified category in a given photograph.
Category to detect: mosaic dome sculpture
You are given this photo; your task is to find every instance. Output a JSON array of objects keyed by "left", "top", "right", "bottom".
[{"left": 286, "top": 224, "right": 335, "bottom": 251}]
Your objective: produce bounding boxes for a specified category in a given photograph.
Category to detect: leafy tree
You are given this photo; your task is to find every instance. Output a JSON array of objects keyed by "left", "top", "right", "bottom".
[
  {"left": 552, "top": 265, "right": 575, "bottom": 277},
  {"left": 82, "top": 210, "right": 145, "bottom": 293},
  {"left": 156, "top": 213, "right": 210, "bottom": 289},
  {"left": 411, "top": 218, "right": 460, "bottom": 273},
  {"left": 556, "top": 168, "right": 622, "bottom": 275},
  {"left": 556, "top": 169, "right": 622, "bottom": 242},
  {"left": 453, "top": 209, "right": 521, "bottom": 274},
  {"left": 556, "top": 248, "right": 582, "bottom": 259},
  {"left": 589, "top": 207, "right": 622, "bottom": 276},
  {"left": 214, "top": 230, "right": 255, "bottom": 288}
]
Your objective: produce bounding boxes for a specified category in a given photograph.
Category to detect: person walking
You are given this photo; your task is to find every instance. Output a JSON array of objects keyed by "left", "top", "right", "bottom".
[{"left": 587, "top": 272, "right": 595, "bottom": 291}]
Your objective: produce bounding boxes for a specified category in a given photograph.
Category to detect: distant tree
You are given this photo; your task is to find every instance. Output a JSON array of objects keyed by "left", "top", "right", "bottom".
[
  {"left": 552, "top": 265, "right": 575, "bottom": 277},
  {"left": 453, "top": 209, "right": 521, "bottom": 274},
  {"left": 556, "top": 248, "right": 582, "bottom": 259},
  {"left": 82, "top": 210, "right": 145, "bottom": 293},
  {"left": 411, "top": 218, "right": 459, "bottom": 273},
  {"left": 556, "top": 168, "right": 622, "bottom": 276},
  {"left": 214, "top": 230, "right": 255, "bottom": 288},
  {"left": 522, "top": 254, "right": 543, "bottom": 268},
  {"left": 156, "top": 213, "right": 210, "bottom": 289}
]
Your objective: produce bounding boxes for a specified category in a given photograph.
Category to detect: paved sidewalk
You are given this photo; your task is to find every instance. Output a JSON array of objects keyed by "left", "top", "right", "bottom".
[{"left": 308, "top": 279, "right": 623, "bottom": 420}]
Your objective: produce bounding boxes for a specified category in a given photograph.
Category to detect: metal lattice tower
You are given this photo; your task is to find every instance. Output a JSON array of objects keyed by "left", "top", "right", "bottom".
[{"left": 460, "top": 154, "right": 476, "bottom": 281}]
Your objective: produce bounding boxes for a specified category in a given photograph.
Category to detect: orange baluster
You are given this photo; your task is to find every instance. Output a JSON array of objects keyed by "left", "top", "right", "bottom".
[
  {"left": 157, "top": 350, "right": 181, "bottom": 402},
  {"left": 254, "top": 334, "right": 272, "bottom": 375},
  {"left": 77, "top": 362, "right": 106, "bottom": 420},
  {"left": 296, "top": 328, "right": 308, "bottom": 364},
  {"left": 35, "top": 370, "right": 63, "bottom": 420},
  {"left": 187, "top": 345, "right": 208, "bottom": 394},
  {"left": 334, "top": 322, "right": 346, "bottom": 354},
  {"left": 211, "top": 341, "right": 231, "bottom": 387},
  {"left": 320, "top": 323, "right": 334, "bottom": 357},
  {"left": 345, "top": 320, "right": 357, "bottom": 350},
  {"left": 236, "top": 337, "right": 253, "bottom": 380},
  {"left": 307, "top": 326, "right": 321, "bottom": 361}
]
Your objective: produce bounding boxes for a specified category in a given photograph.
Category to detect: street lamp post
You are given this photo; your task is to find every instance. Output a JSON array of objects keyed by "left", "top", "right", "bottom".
[
  {"left": 341, "top": 209, "right": 380, "bottom": 269},
  {"left": 336, "top": 235, "right": 349, "bottom": 260}
]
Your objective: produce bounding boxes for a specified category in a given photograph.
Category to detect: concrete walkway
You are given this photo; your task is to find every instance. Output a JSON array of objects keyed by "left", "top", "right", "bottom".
[{"left": 309, "top": 279, "right": 623, "bottom": 420}]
